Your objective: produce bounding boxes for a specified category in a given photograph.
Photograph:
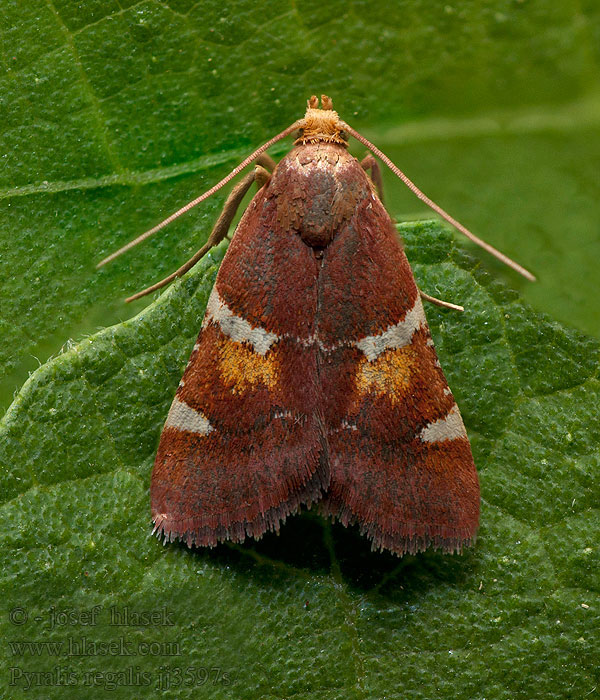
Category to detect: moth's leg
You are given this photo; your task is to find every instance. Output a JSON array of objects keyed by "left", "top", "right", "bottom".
[
  {"left": 361, "top": 153, "right": 384, "bottom": 204},
  {"left": 255, "top": 153, "right": 277, "bottom": 172},
  {"left": 126, "top": 165, "right": 271, "bottom": 302},
  {"left": 224, "top": 162, "right": 271, "bottom": 241},
  {"left": 419, "top": 289, "right": 464, "bottom": 312}
]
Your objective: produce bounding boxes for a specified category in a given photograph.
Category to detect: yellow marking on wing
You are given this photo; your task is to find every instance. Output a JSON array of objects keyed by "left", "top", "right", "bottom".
[
  {"left": 217, "top": 336, "right": 278, "bottom": 393},
  {"left": 356, "top": 345, "right": 416, "bottom": 404}
]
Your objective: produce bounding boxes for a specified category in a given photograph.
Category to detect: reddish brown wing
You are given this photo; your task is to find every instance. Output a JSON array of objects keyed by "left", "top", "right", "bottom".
[
  {"left": 151, "top": 182, "right": 328, "bottom": 547},
  {"left": 317, "top": 164, "right": 479, "bottom": 555},
  {"left": 151, "top": 140, "right": 479, "bottom": 556}
]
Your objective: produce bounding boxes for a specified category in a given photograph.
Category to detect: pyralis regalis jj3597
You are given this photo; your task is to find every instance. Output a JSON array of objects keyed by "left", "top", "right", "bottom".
[{"left": 99, "top": 95, "right": 534, "bottom": 557}]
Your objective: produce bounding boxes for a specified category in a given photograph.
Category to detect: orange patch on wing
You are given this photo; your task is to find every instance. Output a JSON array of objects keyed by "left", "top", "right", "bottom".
[
  {"left": 217, "top": 335, "right": 279, "bottom": 393},
  {"left": 355, "top": 345, "right": 416, "bottom": 404}
]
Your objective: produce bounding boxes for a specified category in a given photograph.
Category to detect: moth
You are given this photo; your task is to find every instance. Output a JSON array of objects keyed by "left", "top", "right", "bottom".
[{"left": 99, "top": 95, "right": 534, "bottom": 557}]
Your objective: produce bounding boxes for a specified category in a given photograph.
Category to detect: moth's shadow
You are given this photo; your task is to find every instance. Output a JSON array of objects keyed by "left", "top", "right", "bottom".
[{"left": 183, "top": 511, "right": 476, "bottom": 599}]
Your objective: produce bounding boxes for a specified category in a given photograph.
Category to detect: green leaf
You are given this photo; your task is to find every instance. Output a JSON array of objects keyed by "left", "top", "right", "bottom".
[
  {"left": 2, "top": 0, "right": 600, "bottom": 414},
  {"left": 1, "top": 222, "right": 598, "bottom": 699}
]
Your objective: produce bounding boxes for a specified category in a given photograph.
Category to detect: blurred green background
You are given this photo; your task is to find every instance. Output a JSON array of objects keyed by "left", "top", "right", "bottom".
[{"left": 1, "top": 0, "right": 598, "bottom": 415}]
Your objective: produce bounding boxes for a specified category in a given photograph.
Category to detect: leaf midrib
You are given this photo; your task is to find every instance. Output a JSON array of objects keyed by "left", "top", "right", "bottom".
[{"left": 3, "top": 93, "right": 600, "bottom": 202}]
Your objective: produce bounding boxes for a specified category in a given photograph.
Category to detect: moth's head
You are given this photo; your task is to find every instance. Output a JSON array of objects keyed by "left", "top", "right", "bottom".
[{"left": 295, "top": 95, "right": 348, "bottom": 147}]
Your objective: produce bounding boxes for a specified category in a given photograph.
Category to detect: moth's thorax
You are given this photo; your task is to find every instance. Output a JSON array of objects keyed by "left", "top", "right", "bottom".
[{"left": 271, "top": 143, "right": 374, "bottom": 249}]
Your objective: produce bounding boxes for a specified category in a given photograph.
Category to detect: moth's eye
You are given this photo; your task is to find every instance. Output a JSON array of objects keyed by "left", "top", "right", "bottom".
[
  {"left": 294, "top": 129, "right": 303, "bottom": 140},
  {"left": 339, "top": 130, "right": 349, "bottom": 141}
]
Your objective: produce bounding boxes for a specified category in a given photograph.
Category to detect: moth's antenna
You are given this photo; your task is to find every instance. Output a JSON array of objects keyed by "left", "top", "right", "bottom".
[
  {"left": 96, "top": 120, "right": 303, "bottom": 268},
  {"left": 339, "top": 121, "right": 536, "bottom": 281}
]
